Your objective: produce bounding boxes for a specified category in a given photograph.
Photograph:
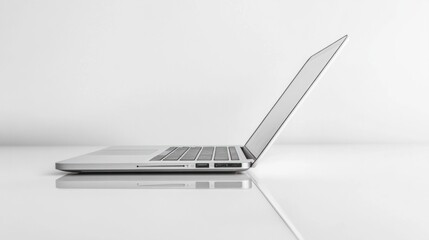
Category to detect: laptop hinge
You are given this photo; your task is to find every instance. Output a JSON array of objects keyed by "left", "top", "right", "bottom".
[{"left": 241, "top": 146, "right": 256, "bottom": 161}]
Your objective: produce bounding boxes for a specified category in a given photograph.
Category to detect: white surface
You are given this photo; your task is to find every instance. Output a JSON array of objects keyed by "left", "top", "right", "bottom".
[
  {"left": 1, "top": 0, "right": 429, "bottom": 145},
  {"left": 0, "top": 146, "right": 296, "bottom": 240},
  {"left": 1, "top": 144, "right": 428, "bottom": 240},
  {"left": 253, "top": 144, "right": 429, "bottom": 240}
]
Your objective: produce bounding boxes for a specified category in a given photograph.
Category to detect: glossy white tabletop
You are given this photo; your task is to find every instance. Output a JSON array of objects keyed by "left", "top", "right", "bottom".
[{"left": 1, "top": 144, "right": 428, "bottom": 240}]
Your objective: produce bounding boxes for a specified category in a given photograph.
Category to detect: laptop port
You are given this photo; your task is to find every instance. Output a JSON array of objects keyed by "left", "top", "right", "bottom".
[
  {"left": 214, "top": 163, "right": 242, "bottom": 168},
  {"left": 196, "top": 163, "right": 209, "bottom": 168}
]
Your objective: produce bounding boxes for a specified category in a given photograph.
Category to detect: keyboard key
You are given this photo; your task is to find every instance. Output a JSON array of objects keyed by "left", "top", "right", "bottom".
[
  {"left": 228, "top": 147, "right": 239, "bottom": 160},
  {"left": 180, "top": 147, "right": 202, "bottom": 161},
  {"left": 163, "top": 147, "right": 189, "bottom": 161},
  {"left": 150, "top": 147, "right": 177, "bottom": 161},
  {"left": 214, "top": 147, "right": 229, "bottom": 160},
  {"left": 197, "top": 147, "right": 214, "bottom": 160}
]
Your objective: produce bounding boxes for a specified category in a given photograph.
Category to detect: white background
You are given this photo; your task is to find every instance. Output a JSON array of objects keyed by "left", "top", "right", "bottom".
[{"left": 1, "top": 0, "right": 428, "bottom": 145}]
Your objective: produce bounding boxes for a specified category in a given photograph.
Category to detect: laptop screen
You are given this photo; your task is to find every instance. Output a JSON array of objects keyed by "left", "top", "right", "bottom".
[{"left": 244, "top": 36, "right": 347, "bottom": 159}]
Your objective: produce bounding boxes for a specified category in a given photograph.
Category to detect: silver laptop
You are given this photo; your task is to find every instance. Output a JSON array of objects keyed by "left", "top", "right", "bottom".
[{"left": 56, "top": 35, "right": 347, "bottom": 173}]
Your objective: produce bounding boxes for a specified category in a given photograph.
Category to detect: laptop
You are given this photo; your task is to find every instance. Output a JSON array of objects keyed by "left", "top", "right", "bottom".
[{"left": 56, "top": 35, "right": 347, "bottom": 173}]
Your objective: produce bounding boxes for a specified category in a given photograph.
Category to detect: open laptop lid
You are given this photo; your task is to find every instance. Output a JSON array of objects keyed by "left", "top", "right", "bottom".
[{"left": 245, "top": 35, "right": 348, "bottom": 165}]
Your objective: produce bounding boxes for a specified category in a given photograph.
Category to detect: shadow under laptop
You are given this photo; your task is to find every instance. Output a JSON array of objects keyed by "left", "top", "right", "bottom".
[{"left": 55, "top": 172, "right": 252, "bottom": 190}]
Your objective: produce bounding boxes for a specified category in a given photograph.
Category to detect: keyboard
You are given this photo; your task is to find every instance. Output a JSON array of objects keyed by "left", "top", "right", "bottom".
[{"left": 150, "top": 146, "right": 240, "bottom": 161}]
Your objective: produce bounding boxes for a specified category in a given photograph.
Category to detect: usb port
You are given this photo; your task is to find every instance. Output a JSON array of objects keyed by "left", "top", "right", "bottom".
[{"left": 196, "top": 163, "right": 209, "bottom": 168}]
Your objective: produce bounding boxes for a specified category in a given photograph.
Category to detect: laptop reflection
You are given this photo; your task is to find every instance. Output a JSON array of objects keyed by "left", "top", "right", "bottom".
[{"left": 56, "top": 173, "right": 252, "bottom": 189}]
